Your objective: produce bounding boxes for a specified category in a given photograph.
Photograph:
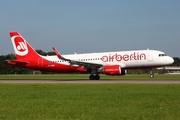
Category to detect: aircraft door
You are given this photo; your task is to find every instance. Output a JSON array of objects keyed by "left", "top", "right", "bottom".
[
  {"left": 38, "top": 58, "right": 43, "bottom": 67},
  {"left": 147, "top": 51, "right": 153, "bottom": 62}
]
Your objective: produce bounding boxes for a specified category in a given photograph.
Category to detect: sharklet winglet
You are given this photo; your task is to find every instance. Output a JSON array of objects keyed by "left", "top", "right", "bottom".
[{"left": 52, "top": 47, "right": 66, "bottom": 60}]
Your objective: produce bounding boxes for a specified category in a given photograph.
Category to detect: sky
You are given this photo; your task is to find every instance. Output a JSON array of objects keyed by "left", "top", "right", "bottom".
[{"left": 0, "top": 0, "right": 180, "bottom": 57}]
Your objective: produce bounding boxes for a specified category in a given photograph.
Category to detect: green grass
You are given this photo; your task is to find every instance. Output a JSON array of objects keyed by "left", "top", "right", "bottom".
[
  {"left": 0, "top": 84, "right": 180, "bottom": 120},
  {"left": 0, "top": 74, "right": 180, "bottom": 80}
]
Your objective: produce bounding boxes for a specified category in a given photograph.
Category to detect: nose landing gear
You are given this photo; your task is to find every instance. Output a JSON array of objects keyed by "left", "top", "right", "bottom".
[{"left": 150, "top": 69, "right": 154, "bottom": 78}]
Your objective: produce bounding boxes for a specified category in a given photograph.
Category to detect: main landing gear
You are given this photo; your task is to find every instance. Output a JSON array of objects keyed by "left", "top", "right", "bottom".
[
  {"left": 150, "top": 69, "right": 154, "bottom": 78},
  {"left": 89, "top": 74, "right": 100, "bottom": 80},
  {"left": 89, "top": 69, "right": 100, "bottom": 80}
]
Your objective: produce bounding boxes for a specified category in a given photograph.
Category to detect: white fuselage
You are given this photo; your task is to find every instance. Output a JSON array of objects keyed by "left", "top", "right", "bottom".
[{"left": 41, "top": 49, "right": 174, "bottom": 69}]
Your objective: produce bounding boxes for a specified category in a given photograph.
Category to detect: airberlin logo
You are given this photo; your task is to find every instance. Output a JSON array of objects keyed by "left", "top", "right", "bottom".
[
  {"left": 101, "top": 52, "right": 146, "bottom": 62},
  {"left": 11, "top": 35, "right": 28, "bottom": 56},
  {"left": 16, "top": 42, "right": 26, "bottom": 51}
]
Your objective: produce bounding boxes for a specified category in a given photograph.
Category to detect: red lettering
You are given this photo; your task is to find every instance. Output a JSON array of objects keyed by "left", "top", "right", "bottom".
[
  {"left": 137, "top": 52, "right": 139, "bottom": 60},
  {"left": 101, "top": 52, "right": 146, "bottom": 62},
  {"left": 130, "top": 53, "right": 134, "bottom": 60},
  {"left": 123, "top": 54, "right": 129, "bottom": 61},
  {"left": 101, "top": 56, "right": 108, "bottom": 62},
  {"left": 111, "top": 55, "right": 115, "bottom": 62},
  {"left": 140, "top": 53, "right": 146, "bottom": 60},
  {"left": 134, "top": 52, "right": 137, "bottom": 60},
  {"left": 109, "top": 54, "right": 115, "bottom": 62},
  {"left": 115, "top": 54, "right": 122, "bottom": 62}
]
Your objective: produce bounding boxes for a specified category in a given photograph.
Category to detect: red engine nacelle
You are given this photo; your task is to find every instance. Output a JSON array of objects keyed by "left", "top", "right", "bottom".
[{"left": 103, "top": 65, "right": 125, "bottom": 75}]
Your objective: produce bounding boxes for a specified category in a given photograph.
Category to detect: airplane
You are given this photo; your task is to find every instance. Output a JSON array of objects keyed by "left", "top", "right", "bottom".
[{"left": 7, "top": 32, "right": 174, "bottom": 80}]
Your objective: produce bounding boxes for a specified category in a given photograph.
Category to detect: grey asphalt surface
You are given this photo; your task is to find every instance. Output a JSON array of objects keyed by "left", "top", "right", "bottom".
[{"left": 0, "top": 80, "right": 180, "bottom": 84}]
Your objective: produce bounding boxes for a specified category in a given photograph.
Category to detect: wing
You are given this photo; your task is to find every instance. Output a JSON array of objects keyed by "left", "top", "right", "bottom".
[{"left": 52, "top": 47, "right": 102, "bottom": 69}]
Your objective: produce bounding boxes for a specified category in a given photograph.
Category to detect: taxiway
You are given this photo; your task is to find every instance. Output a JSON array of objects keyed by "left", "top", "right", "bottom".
[{"left": 0, "top": 80, "right": 180, "bottom": 84}]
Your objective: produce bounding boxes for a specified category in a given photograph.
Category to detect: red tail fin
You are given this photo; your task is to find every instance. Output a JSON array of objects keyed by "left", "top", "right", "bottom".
[{"left": 10, "top": 32, "right": 39, "bottom": 60}]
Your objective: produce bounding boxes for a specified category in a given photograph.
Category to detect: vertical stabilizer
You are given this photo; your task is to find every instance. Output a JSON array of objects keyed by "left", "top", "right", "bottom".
[{"left": 9, "top": 32, "right": 39, "bottom": 60}]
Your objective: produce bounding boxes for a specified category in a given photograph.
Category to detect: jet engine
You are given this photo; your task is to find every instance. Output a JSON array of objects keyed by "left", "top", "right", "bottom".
[{"left": 103, "top": 65, "right": 125, "bottom": 75}]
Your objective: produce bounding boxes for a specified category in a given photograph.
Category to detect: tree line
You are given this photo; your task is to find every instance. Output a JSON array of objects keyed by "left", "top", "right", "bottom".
[{"left": 0, "top": 50, "right": 180, "bottom": 74}]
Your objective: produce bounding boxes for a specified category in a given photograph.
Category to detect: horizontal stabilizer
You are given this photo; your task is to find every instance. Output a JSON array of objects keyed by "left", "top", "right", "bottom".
[{"left": 6, "top": 60, "right": 29, "bottom": 64}]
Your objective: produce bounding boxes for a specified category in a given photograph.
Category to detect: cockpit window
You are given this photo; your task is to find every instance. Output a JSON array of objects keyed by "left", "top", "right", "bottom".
[{"left": 159, "top": 54, "right": 167, "bottom": 57}]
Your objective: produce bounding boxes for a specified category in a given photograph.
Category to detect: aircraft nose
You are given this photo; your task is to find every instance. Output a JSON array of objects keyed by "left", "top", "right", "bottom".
[{"left": 168, "top": 57, "right": 174, "bottom": 64}]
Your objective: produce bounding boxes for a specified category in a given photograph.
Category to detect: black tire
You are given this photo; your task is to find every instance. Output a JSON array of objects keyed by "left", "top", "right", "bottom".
[
  {"left": 95, "top": 74, "right": 100, "bottom": 80},
  {"left": 150, "top": 74, "right": 154, "bottom": 78},
  {"left": 89, "top": 74, "right": 95, "bottom": 80}
]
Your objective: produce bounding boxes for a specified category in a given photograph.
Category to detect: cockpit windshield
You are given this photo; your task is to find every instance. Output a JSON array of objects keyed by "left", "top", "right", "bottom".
[{"left": 159, "top": 54, "right": 167, "bottom": 57}]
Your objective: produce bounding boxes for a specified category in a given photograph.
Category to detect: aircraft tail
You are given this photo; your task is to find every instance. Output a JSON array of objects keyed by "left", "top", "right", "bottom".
[{"left": 9, "top": 32, "right": 40, "bottom": 60}]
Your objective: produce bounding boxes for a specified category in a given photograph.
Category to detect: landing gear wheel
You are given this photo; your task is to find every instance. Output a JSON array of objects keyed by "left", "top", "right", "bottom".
[
  {"left": 150, "top": 74, "right": 154, "bottom": 78},
  {"left": 95, "top": 74, "right": 100, "bottom": 80},
  {"left": 89, "top": 74, "right": 95, "bottom": 80},
  {"left": 89, "top": 74, "right": 100, "bottom": 80}
]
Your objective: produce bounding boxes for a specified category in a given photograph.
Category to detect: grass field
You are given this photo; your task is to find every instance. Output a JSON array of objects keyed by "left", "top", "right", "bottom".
[
  {"left": 0, "top": 74, "right": 180, "bottom": 80},
  {"left": 0, "top": 74, "right": 179, "bottom": 119},
  {"left": 0, "top": 84, "right": 180, "bottom": 120}
]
